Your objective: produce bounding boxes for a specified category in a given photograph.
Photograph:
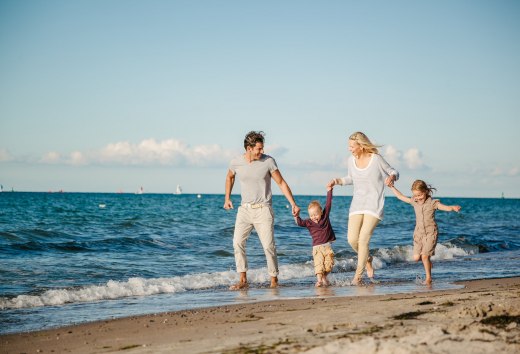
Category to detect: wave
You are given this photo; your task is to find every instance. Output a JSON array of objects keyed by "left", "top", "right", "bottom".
[{"left": 0, "top": 241, "right": 476, "bottom": 310}]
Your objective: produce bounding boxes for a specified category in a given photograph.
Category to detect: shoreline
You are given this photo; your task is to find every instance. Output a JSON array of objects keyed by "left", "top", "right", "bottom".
[{"left": 2, "top": 277, "right": 519, "bottom": 353}]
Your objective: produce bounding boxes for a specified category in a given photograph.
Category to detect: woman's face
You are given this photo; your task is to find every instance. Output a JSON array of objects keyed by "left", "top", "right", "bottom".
[{"left": 348, "top": 139, "right": 362, "bottom": 157}]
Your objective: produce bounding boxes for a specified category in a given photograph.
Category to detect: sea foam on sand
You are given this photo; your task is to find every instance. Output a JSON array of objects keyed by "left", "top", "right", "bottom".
[{"left": 1, "top": 277, "right": 519, "bottom": 354}]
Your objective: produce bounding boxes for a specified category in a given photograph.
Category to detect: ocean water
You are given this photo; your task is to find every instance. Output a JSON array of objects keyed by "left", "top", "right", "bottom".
[{"left": 1, "top": 192, "right": 519, "bottom": 334}]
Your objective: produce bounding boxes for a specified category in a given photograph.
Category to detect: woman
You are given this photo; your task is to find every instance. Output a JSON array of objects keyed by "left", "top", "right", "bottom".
[{"left": 328, "top": 132, "right": 398, "bottom": 285}]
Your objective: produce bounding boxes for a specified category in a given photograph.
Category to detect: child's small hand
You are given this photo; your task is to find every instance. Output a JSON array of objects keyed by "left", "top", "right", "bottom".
[
  {"left": 453, "top": 205, "right": 461, "bottom": 213},
  {"left": 385, "top": 175, "right": 396, "bottom": 187}
]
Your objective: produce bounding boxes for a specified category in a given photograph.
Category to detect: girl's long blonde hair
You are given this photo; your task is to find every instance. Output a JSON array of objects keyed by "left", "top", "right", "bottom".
[{"left": 349, "top": 131, "right": 381, "bottom": 154}]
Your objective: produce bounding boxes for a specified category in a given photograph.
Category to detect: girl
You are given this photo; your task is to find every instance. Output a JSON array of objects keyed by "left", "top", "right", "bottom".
[{"left": 390, "top": 180, "right": 461, "bottom": 285}]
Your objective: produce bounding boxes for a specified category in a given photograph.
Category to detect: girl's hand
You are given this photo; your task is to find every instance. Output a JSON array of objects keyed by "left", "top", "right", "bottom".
[{"left": 385, "top": 175, "right": 396, "bottom": 187}]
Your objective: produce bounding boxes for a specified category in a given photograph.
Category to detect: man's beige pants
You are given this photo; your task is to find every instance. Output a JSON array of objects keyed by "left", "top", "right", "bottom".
[{"left": 233, "top": 205, "right": 278, "bottom": 277}]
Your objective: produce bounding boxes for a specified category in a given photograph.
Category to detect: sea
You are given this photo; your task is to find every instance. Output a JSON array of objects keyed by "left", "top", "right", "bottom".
[{"left": 1, "top": 192, "right": 519, "bottom": 335}]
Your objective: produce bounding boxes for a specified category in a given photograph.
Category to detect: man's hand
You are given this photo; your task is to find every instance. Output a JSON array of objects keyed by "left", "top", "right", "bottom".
[{"left": 223, "top": 199, "right": 234, "bottom": 210}]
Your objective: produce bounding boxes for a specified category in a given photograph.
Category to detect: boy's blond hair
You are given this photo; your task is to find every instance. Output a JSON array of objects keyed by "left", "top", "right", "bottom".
[{"left": 307, "top": 200, "right": 322, "bottom": 212}]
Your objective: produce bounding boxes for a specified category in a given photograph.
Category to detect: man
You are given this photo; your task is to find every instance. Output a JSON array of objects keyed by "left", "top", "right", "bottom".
[{"left": 224, "top": 131, "right": 300, "bottom": 290}]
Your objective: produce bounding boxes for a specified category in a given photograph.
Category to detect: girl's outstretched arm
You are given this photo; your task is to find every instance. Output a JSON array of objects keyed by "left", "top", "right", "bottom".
[
  {"left": 390, "top": 186, "right": 412, "bottom": 204},
  {"left": 437, "top": 203, "right": 461, "bottom": 212}
]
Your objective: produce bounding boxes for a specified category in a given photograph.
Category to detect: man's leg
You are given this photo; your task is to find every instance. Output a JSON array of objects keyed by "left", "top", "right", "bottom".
[
  {"left": 255, "top": 206, "right": 278, "bottom": 287},
  {"left": 230, "top": 207, "right": 253, "bottom": 290}
]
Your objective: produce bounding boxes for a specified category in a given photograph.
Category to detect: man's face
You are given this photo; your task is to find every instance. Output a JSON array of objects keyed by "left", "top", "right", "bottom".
[{"left": 248, "top": 142, "right": 264, "bottom": 161}]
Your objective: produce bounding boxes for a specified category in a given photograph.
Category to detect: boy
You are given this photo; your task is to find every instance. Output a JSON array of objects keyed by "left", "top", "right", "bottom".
[{"left": 295, "top": 187, "right": 336, "bottom": 287}]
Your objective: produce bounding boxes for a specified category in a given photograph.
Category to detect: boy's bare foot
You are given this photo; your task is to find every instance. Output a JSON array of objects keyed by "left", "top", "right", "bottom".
[
  {"left": 366, "top": 256, "right": 375, "bottom": 279},
  {"left": 270, "top": 276, "right": 279, "bottom": 288},
  {"left": 315, "top": 281, "right": 323, "bottom": 287},
  {"left": 422, "top": 278, "right": 432, "bottom": 285},
  {"left": 229, "top": 281, "right": 248, "bottom": 290}
]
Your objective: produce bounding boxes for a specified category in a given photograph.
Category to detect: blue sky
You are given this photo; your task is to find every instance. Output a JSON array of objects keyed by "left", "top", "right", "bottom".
[{"left": 1, "top": 0, "right": 519, "bottom": 198}]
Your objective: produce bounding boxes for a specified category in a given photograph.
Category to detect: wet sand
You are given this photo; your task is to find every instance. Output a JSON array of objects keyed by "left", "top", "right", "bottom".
[{"left": 2, "top": 277, "right": 519, "bottom": 353}]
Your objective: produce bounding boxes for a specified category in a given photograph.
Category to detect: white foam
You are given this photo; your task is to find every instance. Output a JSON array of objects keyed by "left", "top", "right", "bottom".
[
  {"left": 0, "top": 243, "right": 474, "bottom": 310},
  {"left": 0, "top": 264, "right": 317, "bottom": 310}
]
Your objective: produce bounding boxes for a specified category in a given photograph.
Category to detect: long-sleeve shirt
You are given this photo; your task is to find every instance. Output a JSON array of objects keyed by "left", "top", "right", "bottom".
[
  {"left": 295, "top": 190, "right": 336, "bottom": 246},
  {"left": 338, "top": 154, "right": 399, "bottom": 220}
]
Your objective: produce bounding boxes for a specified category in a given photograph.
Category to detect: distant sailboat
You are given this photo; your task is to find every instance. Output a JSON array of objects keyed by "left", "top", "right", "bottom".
[
  {"left": 136, "top": 186, "right": 144, "bottom": 195},
  {"left": 176, "top": 185, "right": 182, "bottom": 195}
]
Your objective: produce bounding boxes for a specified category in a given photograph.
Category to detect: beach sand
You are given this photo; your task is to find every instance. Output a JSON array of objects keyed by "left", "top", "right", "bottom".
[{"left": 2, "top": 277, "right": 519, "bottom": 353}]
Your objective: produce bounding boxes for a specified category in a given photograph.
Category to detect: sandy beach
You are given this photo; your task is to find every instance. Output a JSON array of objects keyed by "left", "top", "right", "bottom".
[{"left": 2, "top": 277, "right": 519, "bottom": 354}]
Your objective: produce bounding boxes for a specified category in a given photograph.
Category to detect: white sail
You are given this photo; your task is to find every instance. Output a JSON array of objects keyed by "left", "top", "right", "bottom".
[{"left": 176, "top": 185, "right": 182, "bottom": 194}]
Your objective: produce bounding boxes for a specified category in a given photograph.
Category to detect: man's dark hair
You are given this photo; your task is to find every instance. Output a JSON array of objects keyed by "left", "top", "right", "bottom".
[{"left": 243, "top": 131, "right": 265, "bottom": 150}]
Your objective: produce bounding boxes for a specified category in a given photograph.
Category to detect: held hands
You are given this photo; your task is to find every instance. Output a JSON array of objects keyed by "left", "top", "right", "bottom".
[
  {"left": 327, "top": 179, "right": 337, "bottom": 189},
  {"left": 292, "top": 204, "right": 300, "bottom": 217},
  {"left": 385, "top": 175, "right": 396, "bottom": 187}
]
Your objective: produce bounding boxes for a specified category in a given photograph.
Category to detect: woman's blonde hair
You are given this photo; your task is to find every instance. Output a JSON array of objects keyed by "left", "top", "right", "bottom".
[
  {"left": 349, "top": 131, "right": 381, "bottom": 154},
  {"left": 411, "top": 180, "right": 437, "bottom": 198}
]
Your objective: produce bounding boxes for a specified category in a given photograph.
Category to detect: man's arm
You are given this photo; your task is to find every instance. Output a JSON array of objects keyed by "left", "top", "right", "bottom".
[
  {"left": 223, "top": 169, "right": 235, "bottom": 209},
  {"left": 271, "top": 169, "right": 300, "bottom": 216}
]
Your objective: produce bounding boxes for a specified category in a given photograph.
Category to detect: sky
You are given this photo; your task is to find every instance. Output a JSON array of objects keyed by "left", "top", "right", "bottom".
[{"left": 1, "top": 0, "right": 519, "bottom": 198}]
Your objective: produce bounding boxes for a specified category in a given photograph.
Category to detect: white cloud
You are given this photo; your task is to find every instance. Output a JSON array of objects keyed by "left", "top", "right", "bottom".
[
  {"left": 403, "top": 148, "right": 424, "bottom": 169},
  {"left": 383, "top": 145, "right": 402, "bottom": 168},
  {"left": 383, "top": 145, "right": 425, "bottom": 170},
  {"left": 0, "top": 148, "right": 13, "bottom": 162},
  {"left": 491, "top": 167, "right": 503, "bottom": 176},
  {"left": 265, "top": 144, "right": 289, "bottom": 157},
  {"left": 490, "top": 166, "right": 519, "bottom": 177},
  {"left": 69, "top": 151, "right": 87, "bottom": 165},
  {"left": 40, "top": 151, "right": 62, "bottom": 164},
  {"left": 39, "top": 138, "right": 236, "bottom": 167}
]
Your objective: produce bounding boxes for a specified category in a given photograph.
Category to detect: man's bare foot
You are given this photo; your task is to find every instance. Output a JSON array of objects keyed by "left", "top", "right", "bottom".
[
  {"left": 366, "top": 256, "right": 375, "bottom": 279},
  {"left": 322, "top": 278, "right": 330, "bottom": 287},
  {"left": 315, "top": 280, "right": 323, "bottom": 287},
  {"left": 229, "top": 282, "right": 248, "bottom": 290},
  {"left": 270, "top": 276, "right": 279, "bottom": 288}
]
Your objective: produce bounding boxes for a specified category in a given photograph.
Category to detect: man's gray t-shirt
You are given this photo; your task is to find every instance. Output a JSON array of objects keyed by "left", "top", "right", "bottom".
[{"left": 229, "top": 154, "right": 278, "bottom": 206}]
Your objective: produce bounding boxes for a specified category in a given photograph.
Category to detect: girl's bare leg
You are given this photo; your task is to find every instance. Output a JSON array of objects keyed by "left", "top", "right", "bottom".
[{"left": 421, "top": 255, "right": 432, "bottom": 285}]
